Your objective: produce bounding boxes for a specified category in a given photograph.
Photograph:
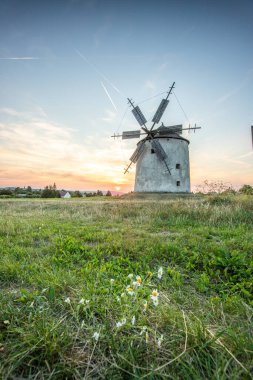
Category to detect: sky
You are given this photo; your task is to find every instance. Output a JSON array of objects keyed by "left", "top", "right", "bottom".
[{"left": 0, "top": 0, "right": 252, "bottom": 192}]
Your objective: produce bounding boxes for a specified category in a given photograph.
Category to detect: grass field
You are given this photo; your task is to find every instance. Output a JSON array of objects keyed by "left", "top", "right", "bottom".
[{"left": 0, "top": 195, "right": 252, "bottom": 379}]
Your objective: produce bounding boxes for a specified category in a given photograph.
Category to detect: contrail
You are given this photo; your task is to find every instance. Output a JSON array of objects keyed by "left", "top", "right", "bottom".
[
  {"left": 0, "top": 57, "right": 39, "bottom": 60},
  {"left": 75, "top": 49, "right": 123, "bottom": 96},
  {"left": 101, "top": 81, "right": 117, "bottom": 111}
]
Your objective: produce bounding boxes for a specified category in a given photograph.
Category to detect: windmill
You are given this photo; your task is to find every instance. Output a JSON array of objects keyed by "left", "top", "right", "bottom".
[{"left": 113, "top": 82, "right": 201, "bottom": 193}]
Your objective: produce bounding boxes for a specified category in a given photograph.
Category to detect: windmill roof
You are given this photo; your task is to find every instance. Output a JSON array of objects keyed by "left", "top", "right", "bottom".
[
  {"left": 138, "top": 134, "right": 190, "bottom": 145},
  {"left": 148, "top": 128, "right": 190, "bottom": 144}
]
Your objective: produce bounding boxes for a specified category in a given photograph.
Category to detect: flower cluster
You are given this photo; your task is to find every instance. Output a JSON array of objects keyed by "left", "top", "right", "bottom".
[
  {"left": 79, "top": 298, "right": 90, "bottom": 305},
  {"left": 63, "top": 266, "right": 165, "bottom": 347},
  {"left": 116, "top": 318, "right": 127, "bottom": 328}
]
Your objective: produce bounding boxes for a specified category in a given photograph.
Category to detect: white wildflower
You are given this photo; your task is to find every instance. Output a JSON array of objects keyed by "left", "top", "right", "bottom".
[
  {"left": 92, "top": 332, "right": 100, "bottom": 341},
  {"left": 128, "top": 273, "right": 134, "bottom": 279},
  {"left": 153, "top": 298, "right": 159, "bottom": 307},
  {"left": 126, "top": 285, "right": 134, "bottom": 296},
  {"left": 157, "top": 334, "right": 164, "bottom": 348},
  {"left": 110, "top": 279, "right": 115, "bottom": 284},
  {"left": 140, "top": 326, "right": 147, "bottom": 335},
  {"left": 64, "top": 297, "right": 71, "bottom": 304},
  {"left": 150, "top": 289, "right": 159, "bottom": 307},
  {"left": 116, "top": 318, "right": 126, "bottom": 328},
  {"left": 134, "top": 275, "right": 142, "bottom": 286},
  {"left": 79, "top": 298, "right": 85, "bottom": 304},
  {"left": 158, "top": 266, "right": 163, "bottom": 279}
]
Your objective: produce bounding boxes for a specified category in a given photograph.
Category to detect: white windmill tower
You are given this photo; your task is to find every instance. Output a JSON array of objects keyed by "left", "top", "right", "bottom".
[{"left": 113, "top": 82, "right": 201, "bottom": 193}]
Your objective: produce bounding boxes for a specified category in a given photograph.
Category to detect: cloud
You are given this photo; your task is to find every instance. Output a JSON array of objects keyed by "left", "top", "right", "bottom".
[
  {"left": 0, "top": 106, "right": 47, "bottom": 119},
  {"left": 0, "top": 109, "right": 133, "bottom": 190},
  {"left": 237, "top": 151, "right": 253, "bottom": 159},
  {"left": 0, "top": 108, "right": 25, "bottom": 117},
  {"left": 217, "top": 88, "right": 239, "bottom": 104},
  {"left": 217, "top": 70, "right": 253, "bottom": 104},
  {"left": 144, "top": 80, "right": 156, "bottom": 90},
  {"left": 223, "top": 157, "right": 252, "bottom": 168},
  {"left": 100, "top": 109, "right": 117, "bottom": 123},
  {"left": 0, "top": 57, "right": 39, "bottom": 60},
  {"left": 157, "top": 62, "right": 168, "bottom": 71}
]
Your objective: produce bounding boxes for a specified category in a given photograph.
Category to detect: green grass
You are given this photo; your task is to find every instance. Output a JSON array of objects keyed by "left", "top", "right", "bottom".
[{"left": 0, "top": 195, "right": 253, "bottom": 379}]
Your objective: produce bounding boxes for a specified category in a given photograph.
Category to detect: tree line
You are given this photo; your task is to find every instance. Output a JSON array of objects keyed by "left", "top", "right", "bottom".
[{"left": 0, "top": 184, "right": 113, "bottom": 198}]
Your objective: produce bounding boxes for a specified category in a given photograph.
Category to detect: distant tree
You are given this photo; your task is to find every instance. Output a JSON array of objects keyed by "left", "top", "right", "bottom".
[
  {"left": 86, "top": 192, "right": 97, "bottom": 197},
  {"left": 14, "top": 187, "right": 26, "bottom": 194},
  {"left": 239, "top": 184, "right": 253, "bottom": 195},
  {"left": 72, "top": 190, "right": 83, "bottom": 197},
  {"left": 41, "top": 184, "right": 60, "bottom": 198},
  {"left": 105, "top": 190, "right": 112, "bottom": 196},
  {"left": 96, "top": 190, "right": 103, "bottom": 196},
  {"left": 0, "top": 189, "right": 13, "bottom": 196},
  {"left": 27, "top": 186, "right": 32, "bottom": 193}
]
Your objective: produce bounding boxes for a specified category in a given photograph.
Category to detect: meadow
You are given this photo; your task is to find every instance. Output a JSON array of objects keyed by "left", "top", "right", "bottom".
[{"left": 0, "top": 195, "right": 252, "bottom": 379}]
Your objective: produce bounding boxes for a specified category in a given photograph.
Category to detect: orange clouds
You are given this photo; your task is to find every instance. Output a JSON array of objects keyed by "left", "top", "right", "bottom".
[{"left": 0, "top": 108, "right": 134, "bottom": 191}]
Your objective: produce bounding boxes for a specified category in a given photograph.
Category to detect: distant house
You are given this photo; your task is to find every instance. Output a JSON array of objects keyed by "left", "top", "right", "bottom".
[{"left": 60, "top": 190, "right": 71, "bottom": 199}]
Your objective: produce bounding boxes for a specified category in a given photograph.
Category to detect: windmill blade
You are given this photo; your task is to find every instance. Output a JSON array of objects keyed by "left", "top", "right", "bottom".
[
  {"left": 132, "top": 106, "right": 147, "bottom": 126},
  {"left": 130, "top": 141, "right": 146, "bottom": 163},
  {"left": 122, "top": 130, "right": 141, "bottom": 139},
  {"left": 151, "top": 139, "right": 171, "bottom": 174},
  {"left": 151, "top": 139, "right": 167, "bottom": 160},
  {"left": 150, "top": 82, "right": 175, "bottom": 132},
  {"left": 152, "top": 99, "right": 169, "bottom": 124}
]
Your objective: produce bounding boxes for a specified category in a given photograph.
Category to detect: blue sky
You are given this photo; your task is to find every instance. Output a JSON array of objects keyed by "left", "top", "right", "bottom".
[{"left": 0, "top": 0, "right": 252, "bottom": 191}]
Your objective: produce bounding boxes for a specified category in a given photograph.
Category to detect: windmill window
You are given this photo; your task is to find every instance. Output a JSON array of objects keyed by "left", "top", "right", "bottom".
[
  {"left": 176, "top": 163, "right": 181, "bottom": 169},
  {"left": 151, "top": 149, "right": 155, "bottom": 154},
  {"left": 177, "top": 181, "right": 180, "bottom": 187}
]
